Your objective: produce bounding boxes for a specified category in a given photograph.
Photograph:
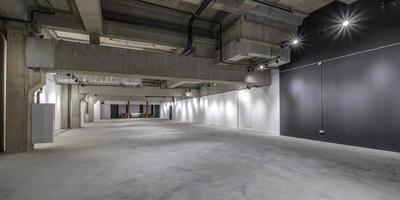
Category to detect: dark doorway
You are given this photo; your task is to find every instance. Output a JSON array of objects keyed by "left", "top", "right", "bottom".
[
  {"left": 111, "top": 105, "right": 119, "bottom": 119},
  {"left": 169, "top": 105, "right": 173, "bottom": 120},
  {"left": 154, "top": 105, "right": 160, "bottom": 118}
]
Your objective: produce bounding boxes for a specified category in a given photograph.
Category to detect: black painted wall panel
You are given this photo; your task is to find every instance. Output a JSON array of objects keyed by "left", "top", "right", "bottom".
[
  {"left": 280, "top": 0, "right": 400, "bottom": 152},
  {"left": 280, "top": 65, "right": 322, "bottom": 141},
  {"left": 322, "top": 45, "right": 400, "bottom": 152}
]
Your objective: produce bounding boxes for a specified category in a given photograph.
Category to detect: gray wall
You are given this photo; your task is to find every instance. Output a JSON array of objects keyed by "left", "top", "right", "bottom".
[{"left": 280, "top": 1, "right": 400, "bottom": 152}]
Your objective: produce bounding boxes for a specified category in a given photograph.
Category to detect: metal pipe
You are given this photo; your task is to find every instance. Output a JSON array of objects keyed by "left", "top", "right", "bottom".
[
  {"left": 248, "top": 0, "right": 293, "bottom": 13},
  {"left": 113, "top": 0, "right": 250, "bottom": 67},
  {"left": 180, "top": 0, "right": 214, "bottom": 55}
]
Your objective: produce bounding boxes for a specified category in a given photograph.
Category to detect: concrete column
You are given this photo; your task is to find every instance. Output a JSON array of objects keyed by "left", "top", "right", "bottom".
[
  {"left": 70, "top": 85, "right": 81, "bottom": 128},
  {"left": 5, "top": 23, "right": 30, "bottom": 153},
  {"left": 0, "top": 31, "right": 5, "bottom": 152},
  {"left": 60, "top": 84, "right": 69, "bottom": 129},
  {"left": 127, "top": 101, "right": 130, "bottom": 119},
  {"left": 4, "top": 23, "right": 45, "bottom": 153},
  {"left": 145, "top": 101, "right": 149, "bottom": 118},
  {"left": 88, "top": 96, "right": 95, "bottom": 122}
]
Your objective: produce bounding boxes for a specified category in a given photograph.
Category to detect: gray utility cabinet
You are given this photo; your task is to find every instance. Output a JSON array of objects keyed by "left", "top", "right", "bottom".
[{"left": 32, "top": 103, "right": 55, "bottom": 143}]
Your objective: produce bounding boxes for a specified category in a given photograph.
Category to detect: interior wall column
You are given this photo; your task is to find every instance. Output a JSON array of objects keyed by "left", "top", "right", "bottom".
[
  {"left": 60, "top": 84, "right": 69, "bottom": 129},
  {"left": 4, "top": 23, "right": 46, "bottom": 153},
  {"left": 70, "top": 85, "right": 81, "bottom": 128},
  {"left": 0, "top": 28, "right": 5, "bottom": 152},
  {"left": 88, "top": 96, "right": 95, "bottom": 122},
  {"left": 4, "top": 22, "right": 30, "bottom": 153}
]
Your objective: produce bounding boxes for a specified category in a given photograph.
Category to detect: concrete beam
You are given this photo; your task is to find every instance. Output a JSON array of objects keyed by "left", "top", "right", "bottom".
[
  {"left": 223, "top": 17, "right": 293, "bottom": 45},
  {"left": 26, "top": 39, "right": 269, "bottom": 85},
  {"left": 35, "top": 14, "right": 216, "bottom": 55},
  {"left": 78, "top": 86, "right": 187, "bottom": 97},
  {"left": 104, "top": 20, "right": 216, "bottom": 50},
  {"left": 221, "top": 39, "right": 290, "bottom": 66},
  {"left": 75, "top": 0, "right": 103, "bottom": 34},
  {"left": 36, "top": 13, "right": 85, "bottom": 33},
  {"left": 0, "top": 0, "right": 30, "bottom": 20},
  {"left": 95, "top": 95, "right": 173, "bottom": 102},
  {"left": 164, "top": 80, "right": 202, "bottom": 89}
]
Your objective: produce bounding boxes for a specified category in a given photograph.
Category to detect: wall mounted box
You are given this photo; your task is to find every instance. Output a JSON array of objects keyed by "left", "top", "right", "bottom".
[{"left": 32, "top": 103, "right": 55, "bottom": 143}]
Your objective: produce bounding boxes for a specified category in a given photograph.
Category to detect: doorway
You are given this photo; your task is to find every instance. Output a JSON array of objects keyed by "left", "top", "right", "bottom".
[
  {"left": 169, "top": 105, "right": 173, "bottom": 120},
  {"left": 110, "top": 105, "right": 119, "bottom": 119}
]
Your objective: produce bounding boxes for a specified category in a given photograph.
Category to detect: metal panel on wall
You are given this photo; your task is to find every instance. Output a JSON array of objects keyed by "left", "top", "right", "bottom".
[
  {"left": 280, "top": 65, "right": 322, "bottom": 140},
  {"left": 322, "top": 45, "right": 400, "bottom": 152}
]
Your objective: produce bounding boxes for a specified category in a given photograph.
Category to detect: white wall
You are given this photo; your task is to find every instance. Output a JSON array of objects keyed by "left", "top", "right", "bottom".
[
  {"left": 161, "top": 70, "right": 280, "bottom": 134},
  {"left": 39, "top": 73, "right": 62, "bottom": 131},
  {"left": 94, "top": 100, "right": 101, "bottom": 120},
  {"left": 101, "top": 104, "right": 111, "bottom": 119}
]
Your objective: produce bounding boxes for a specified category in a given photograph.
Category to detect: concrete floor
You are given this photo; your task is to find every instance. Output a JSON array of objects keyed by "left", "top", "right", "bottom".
[{"left": 1, "top": 119, "right": 399, "bottom": 200}]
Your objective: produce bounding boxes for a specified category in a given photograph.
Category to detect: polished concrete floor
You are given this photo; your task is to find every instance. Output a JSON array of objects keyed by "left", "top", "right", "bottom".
[{"left": 1, "top": 119, "right": 399, "bottom": 200}]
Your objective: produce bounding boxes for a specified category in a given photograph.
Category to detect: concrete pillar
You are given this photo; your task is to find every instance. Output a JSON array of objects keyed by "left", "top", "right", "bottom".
[
  {"left": 88, "top": 96, "right": 95, "bottom": 122},
  {"left": 70, "top": 85, "right": 81, "bottom": 128},
  {"left": 4, "top": 23, "right": 46, "bottom": 153},
  {"left": 145, "top": 101, "right": 149, "bottom": 118},
  {"left": 127, "top": 101, "right": 130, "bottom": 119},
  {"left": 5, "top": 23, "right": 30, "bottom": 153},
  {"left": 0, "top": 31, "right": 5, "bottom": 152},
  {"left": 60, "top": 84, "right": 69, "bottom": 129}
]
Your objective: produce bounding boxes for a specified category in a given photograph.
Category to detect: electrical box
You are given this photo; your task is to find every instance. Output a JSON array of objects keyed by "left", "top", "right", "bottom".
[{"left": 32, "top": 104, "right": 55, "bottom": 143}]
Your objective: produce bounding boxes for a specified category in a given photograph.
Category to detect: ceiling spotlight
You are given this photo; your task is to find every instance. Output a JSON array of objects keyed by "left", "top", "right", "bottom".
[
  {"left": 292, "top": 39, "right": 299, "bottom": 45},
  {"left": 258, "top": 64, "right": 266, "bottom": 70},
  {"left": 342, "top": 20, "right": 350, "bottom": 27}
]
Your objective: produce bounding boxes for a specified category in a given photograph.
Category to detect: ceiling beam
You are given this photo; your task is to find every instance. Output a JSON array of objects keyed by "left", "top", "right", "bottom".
[
  {"left": 26, "top": 38, "right": 271, "bottom": 85},
  {"left": 79, "top": 86, "right": 187, "bottom": 97},
  {"left": 35, "top": 13, "right": 216, "bottom": 49},
  {"left": 75, "top": 0, "right": 103, "bottom": 35}
]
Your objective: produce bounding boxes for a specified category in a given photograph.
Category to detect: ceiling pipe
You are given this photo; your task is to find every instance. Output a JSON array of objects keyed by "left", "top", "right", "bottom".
[
  {"left": 248, "top": 0, "right": 293, "bottom": 13},
  {"left": 0, "top": 0, "right": 55, "bottom": 24},
  {"left": 180, "top": 0, "right": 214, "bottom": 56},
  {"left": 106, "top": 0, "right": 253, "bottom": 67}
]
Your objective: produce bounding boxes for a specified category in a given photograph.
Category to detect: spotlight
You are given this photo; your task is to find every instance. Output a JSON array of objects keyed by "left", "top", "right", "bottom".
[
  {"left": 342, "top": 20, "right": 350, "bottom": 27},
  {"left": 258, "top": 64, "right": 266, "bottom": 70},
  {"left": 292, "top": 39, "right": 299, "bottom": 45},
  {"left": 275, "top": 59, "right": 279, "bottom": 64}
]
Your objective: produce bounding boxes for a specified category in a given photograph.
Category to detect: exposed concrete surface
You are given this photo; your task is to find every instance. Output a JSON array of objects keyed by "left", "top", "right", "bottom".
[{"left": 1, "top": 119, "right": 400, "bottom": 200}]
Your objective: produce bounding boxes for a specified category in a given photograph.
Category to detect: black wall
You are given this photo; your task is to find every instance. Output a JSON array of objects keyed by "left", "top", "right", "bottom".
[{"left": 280, "top": 0, "right": 400, "bottom": 152}]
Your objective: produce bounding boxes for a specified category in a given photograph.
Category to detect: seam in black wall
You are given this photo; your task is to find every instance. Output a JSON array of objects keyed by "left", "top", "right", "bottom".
[{"left": 281, "top": 41, "right": 400, "bottom": 73}]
